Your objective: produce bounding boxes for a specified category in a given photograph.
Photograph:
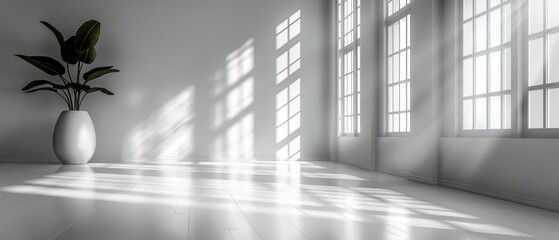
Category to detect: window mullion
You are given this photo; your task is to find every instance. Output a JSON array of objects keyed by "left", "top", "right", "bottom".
[
  {"left": 352, "top": 0, "right": 358, "bottom": 136},
  {"left": 339, "top": 0, "right": 345, "bottom": 136}
]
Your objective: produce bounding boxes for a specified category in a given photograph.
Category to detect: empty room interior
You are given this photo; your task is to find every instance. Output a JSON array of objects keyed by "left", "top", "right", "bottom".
[{"left": 1, "top": 0, "right": 559, "bottom": 239}]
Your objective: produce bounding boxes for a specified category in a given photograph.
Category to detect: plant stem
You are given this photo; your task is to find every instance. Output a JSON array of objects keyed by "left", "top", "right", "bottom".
[
  {"left": 57, "top": 75, "right": 73, "bottom": 110},
  {"left": 79, "top": 93, "right": 88, "bottom": 107},
  {"left": 56, "top": 92, "right": 71, "bottom": 109},
  {"left": 66, "top": 61, "right": 74, "bottom": 83},
  {"left": 75, "top": 61, "right": 84, "bottom": 110}
]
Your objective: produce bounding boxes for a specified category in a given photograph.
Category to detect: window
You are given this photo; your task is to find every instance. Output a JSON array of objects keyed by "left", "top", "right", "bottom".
[
  {"left": 527, "top": 0, "right": 559, "bottom": 129},
  {"left": 386, "top": 0, "right": 411, "bottom": 133},
  {"left": 459, "top": 0, "right": 559, "bottom": 136},
  {"left": 337, "top": 0, "right": 361, "bottom": 136},
  {"left": 461, "top": 0, "right": 512, "bottom": 131}
]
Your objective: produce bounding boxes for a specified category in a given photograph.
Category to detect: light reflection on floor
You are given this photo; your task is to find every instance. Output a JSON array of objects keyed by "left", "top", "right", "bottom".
[{"left": 0, "top": 161, "right": 557, "bottom": 240}]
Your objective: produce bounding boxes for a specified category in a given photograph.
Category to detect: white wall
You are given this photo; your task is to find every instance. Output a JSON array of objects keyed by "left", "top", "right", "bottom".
[
  {"left": 0, "top": 0, "right": 331, "bottom": 163},
  {"left": 375, "top": 0, "right": 443, "bottom": 184},
  {"left": 440, "top": 138, "right": 559, "bottom": 212}
]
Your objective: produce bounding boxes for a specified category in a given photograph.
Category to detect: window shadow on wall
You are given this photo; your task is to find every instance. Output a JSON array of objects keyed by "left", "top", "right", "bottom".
[
  {"left": 276, "top": 10, "right": 302, "bottom": 161},
  {"left": 210, "top": 39, "right": 255, "bottom": 160}
]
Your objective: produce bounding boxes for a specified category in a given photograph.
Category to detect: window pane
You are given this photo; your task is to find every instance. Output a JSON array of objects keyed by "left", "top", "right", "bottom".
[
  {"left": 548, "top": 88, "right": 559, "bottom": 128},
  {"left": 394, "top": 22, "right": 400, "bottom": 52},
  {"left": 400, "top": 52, "right": 406, "bottom": 81},
  {"left": 504, "top": 47, "right": 511, "bottom": 90},
  {"left": 407, "top": 112, "right": 411, "bottom": 131},
  {"left": 400, "top": 18, "right": 407, "bottom": 51},
  {"left": 394, "top": 84, "right": 400, "bottom": 112},
  {"left": 388, "top": 26, "right": 393, "bottom": 55},
  {"left": 529, "top": 0, "right": 544, "bottom": 34},
  {"left": 394, "top": 53, "right": 400, "bottom": 83},
  {"left": 394, "top": 113, "right": 400, "bottom": 132},
  {"left": 503, "top": 94, "right": 511, "bottom": 129},
  {"left": 549, "top": 32, "right": 559, "bottom": 83},
  {"left": 400, "top": 82, "right": 406, "bottom": 111},
  {"left": 529, "top": 90, "right": 544, "bottom": 128},
  {"left": 476, "top": 0, "right": 487, "bottom": 15},
  {"left": 476, "top": 55, "right": 487, "bottom": 94},
  {"left": 407, "top": 49, "right": 411, "bottom": 79},
  {"left": 489, "top": 0, "right": 500, "bottom": 8},
  {"left": 464, "top": 0, "right": 474, "bottom": 20},
  {"left": 407, "top": 15, "right": 411, "bottom": 47},
  {"left": 388, "top": 86, "right": 393, "bottom": 112},
  {"left": 490, "top": 51, "right": 501, "bottom": 92},
  {"left": 464, "top": 58, "right": 474, "bottom": 96},
  {"left": 464, "top": 99, "right": 474, "bottom": 130},
  {"left": 400, "top": 112, "right": 407, "bottom": 132},
  {"left": 475, "top": 15, "right": 487, "bottom": 52},
  {"left": 475, "top": 97, "right": 487, "bottom": 129},
  {"left": 490, "top": 95, "right": 501, "bottom": 129},
  {"left": 394, "top": 22, "right": 402, "bottom": 52},
  {"left": 464, "top": 21, "right": 474, "bottom": 56},
  {"left": 388, "top": 114, "right": 393, "bottom": 132},
  {"left": 490, "top": 9, "right": 501, "bottom": 48},
  {"left": 407, "top": 82, "right": 411, "bottom": 110},
  {"left": 549, "top": 0, "right": 559, "bottom": 29},
  {"left": 504, "top": 4, "right": 511, "bottom": 43},
  {"left": 529, "top": 38, "right": 544, "bottom": 86},
  {"left": 388, "top": 56, "right": 393, "bottom": 84}
]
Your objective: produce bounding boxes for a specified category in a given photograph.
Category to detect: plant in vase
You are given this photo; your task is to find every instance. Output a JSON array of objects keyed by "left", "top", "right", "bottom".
[{"left": 15, "top": 20, "right": 119, "bottom": 164}]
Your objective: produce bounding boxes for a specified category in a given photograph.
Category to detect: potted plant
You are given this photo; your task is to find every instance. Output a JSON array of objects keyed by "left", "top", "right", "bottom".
[{"left": 15, "top": 20, "right": 119, "bottom": 164}]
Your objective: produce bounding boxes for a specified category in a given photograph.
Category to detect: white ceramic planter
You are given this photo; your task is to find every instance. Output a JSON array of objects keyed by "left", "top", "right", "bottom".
[{"left": 53, "top": 111, "right": 96, "bottom": 164}]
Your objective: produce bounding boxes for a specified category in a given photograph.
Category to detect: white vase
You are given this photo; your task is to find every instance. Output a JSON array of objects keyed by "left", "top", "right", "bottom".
[{"left": 53, "top": 111, "right": 96, "bottom": 164}]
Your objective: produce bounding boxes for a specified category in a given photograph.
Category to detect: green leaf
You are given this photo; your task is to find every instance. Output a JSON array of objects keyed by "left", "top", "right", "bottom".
[
  {"left": 23, "top": 87, "right": 58, "bottom": 94},
  {"left": 78, "top": 47, "right": 96, "bottom": 64},
  {"left": 62, "top": 83, "right": 91, "bottom": 93},
  {"left": 83, "top": 66, "right": 119, "bottom": 81},
  {"left": 22, "top": 80, "right": 64, "bottom": 91},
  {"left": 14, "top": 55, "right": 66, "bottom": 75},
  {"left": 81, "top": 85, "right": 91, "bottom": 92},
  {"left": 75, "top": 20, "right": 100, "bottom": 51},
  {"left": 62, "top": 36, "right": 79, "bottom": 64},
  {"left": 87, "top": 87, "right": 114, "bottom": 95},
  {"left": 40, "top": 21, "right": 65, "bottom": 57}
]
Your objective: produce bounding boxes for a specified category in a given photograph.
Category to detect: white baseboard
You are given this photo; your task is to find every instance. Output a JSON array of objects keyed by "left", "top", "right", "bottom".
[
  {"left": 1, "top": 157, "right": 329, "bottom": 164},
  {"left": 440, "top": 179, "right": 559, "bottom": 213},
  {"left": 408, "top": 174, "right": 439, "bottom": 185},
  {"left": 0, "top": 158, "right": 59, "bottom": 164},
  {"left": 100, "top": 157, "right": 328, "bottom": 163},
  {"left": 376, "top": 170, "right": 558, "bottom": 213},
  {"left": 376, "top": 167, "right": 409, "bottom": 178}
]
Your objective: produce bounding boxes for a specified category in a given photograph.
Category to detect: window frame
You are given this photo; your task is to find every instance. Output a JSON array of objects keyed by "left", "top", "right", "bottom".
[
  {"left": 337, "top": 0, "right": 362, "bottom": 137},
  {"left": 522, "top": 0, "right": 559, "bottom": 137},
  {"left": 384, "top": 1, "right": 412, "bottom": 136},
  {"left": 458, "top": 0, "right": 520, "bottom": 138},
  {"left": 457, "top": 0, "right": 559, "bottom": 138}
]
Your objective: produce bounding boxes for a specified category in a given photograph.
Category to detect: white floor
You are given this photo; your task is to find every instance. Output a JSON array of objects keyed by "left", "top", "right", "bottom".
[{"left": 0, "top": 161, "right": 558, "bottom": 240}]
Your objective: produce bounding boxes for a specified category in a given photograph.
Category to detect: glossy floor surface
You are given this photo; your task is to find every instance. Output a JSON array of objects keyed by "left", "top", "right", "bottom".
[{"left": 0, "top": 161, "right": 558, "bottom": 240}]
